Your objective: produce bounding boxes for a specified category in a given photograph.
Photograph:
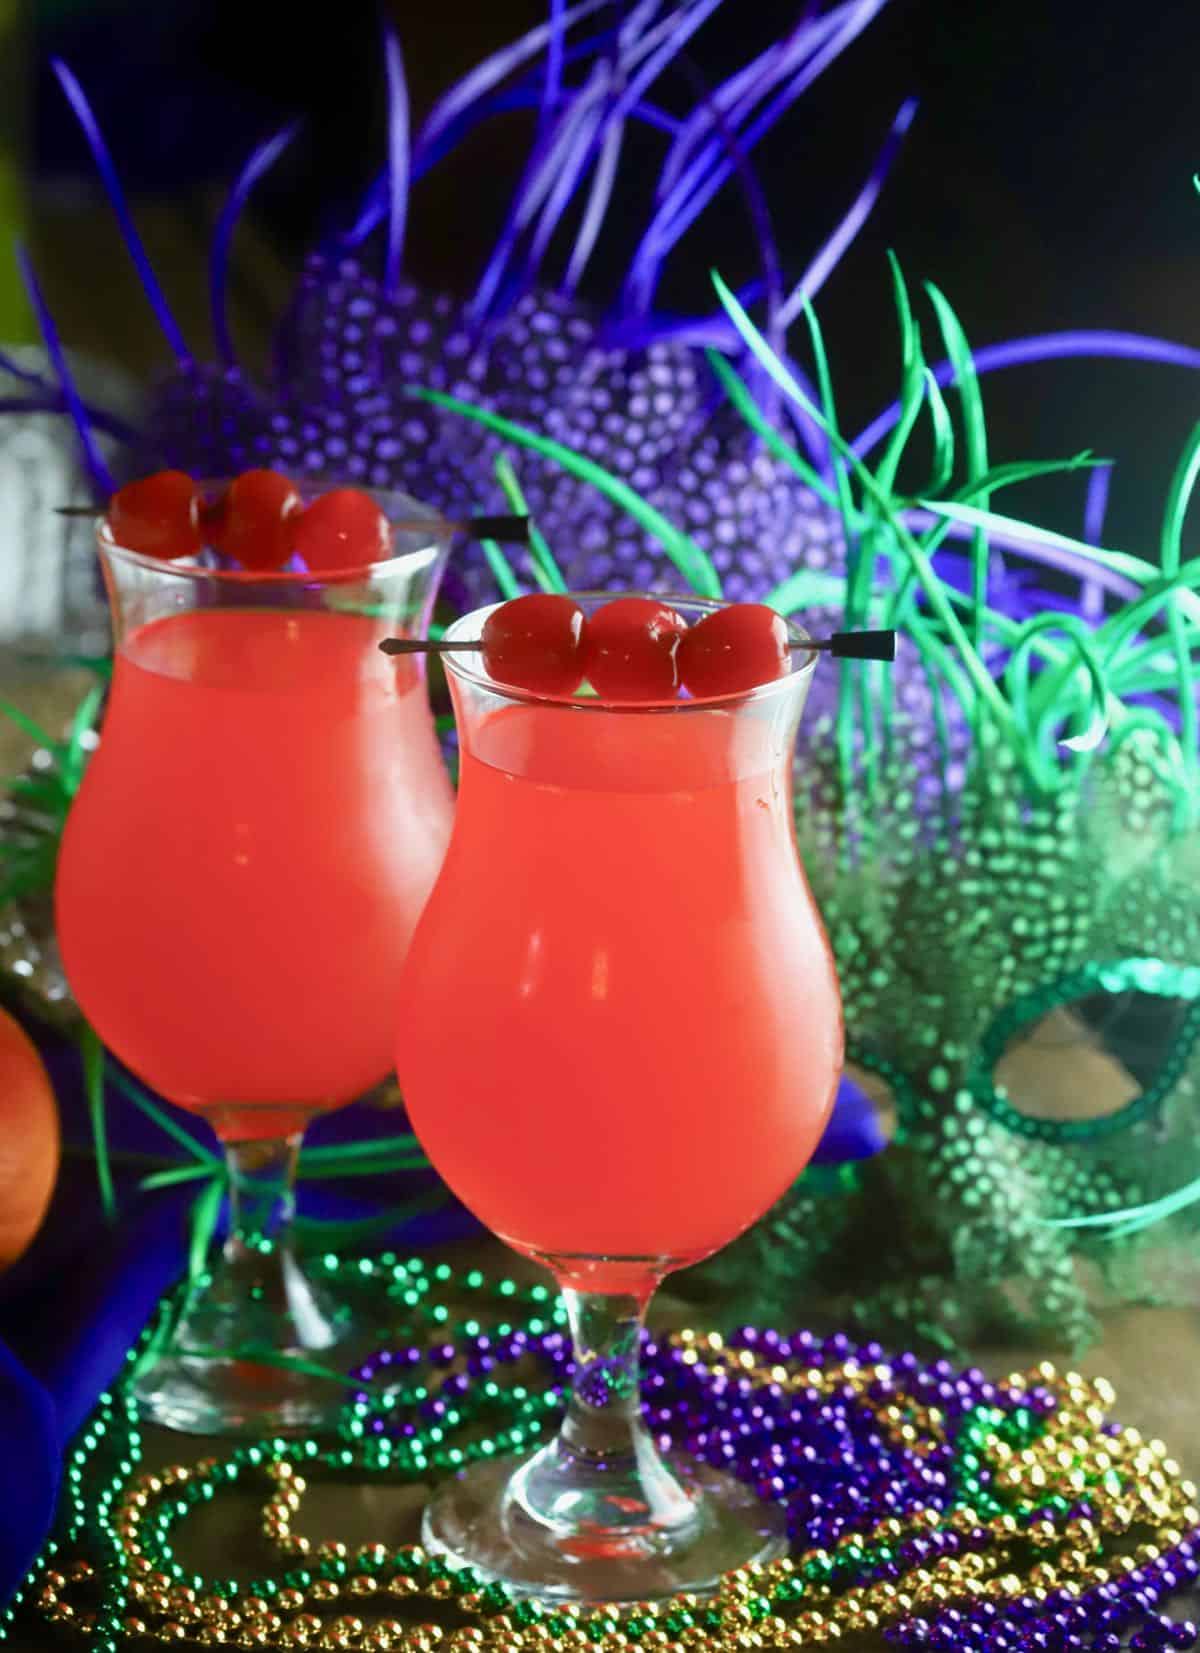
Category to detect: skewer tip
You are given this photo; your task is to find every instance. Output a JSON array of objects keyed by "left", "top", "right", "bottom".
[{"left": 825, "top": 629, "right": 896, "bottom": 663}]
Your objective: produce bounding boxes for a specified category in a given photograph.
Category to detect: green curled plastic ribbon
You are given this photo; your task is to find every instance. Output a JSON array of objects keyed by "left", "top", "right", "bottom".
[{"left": 969, "top": 957, "right": 1200, "bottom": 1143}]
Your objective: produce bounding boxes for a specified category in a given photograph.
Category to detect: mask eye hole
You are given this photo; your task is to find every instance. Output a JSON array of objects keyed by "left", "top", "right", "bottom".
[
  {"left": 1076, "top": 988, "right": 1194, "bottom": 1086},
  {"left": 971, "top": 960, "right": 1200, "bottom": 1143}
]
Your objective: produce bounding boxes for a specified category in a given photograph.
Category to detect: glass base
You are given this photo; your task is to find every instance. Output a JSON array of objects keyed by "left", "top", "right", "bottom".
[
  {"left": 132, "top": 1246, "right": 354, "bottom": 1437},
  {"left": 421, "top": 1450, "right": 787, "bottom": 1604}
]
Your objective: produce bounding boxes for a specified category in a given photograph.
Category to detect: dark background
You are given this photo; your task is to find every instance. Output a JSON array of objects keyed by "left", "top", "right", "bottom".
[{"left": 25, "top": 0, "right": 1200, "bottom": 554}]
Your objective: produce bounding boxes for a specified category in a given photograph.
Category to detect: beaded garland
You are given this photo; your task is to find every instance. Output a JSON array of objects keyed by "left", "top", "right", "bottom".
[{"left": 10, "top": 1256, "right": 1200, "bottom": 1653}]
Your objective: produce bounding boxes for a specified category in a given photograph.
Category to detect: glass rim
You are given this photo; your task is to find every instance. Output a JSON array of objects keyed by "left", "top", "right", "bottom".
[
  {"left": 441, "top": 592, "right": 819, "bottom": 714},
  {"left": 97, "top": 477, "right": 449, "bottom": 586}
]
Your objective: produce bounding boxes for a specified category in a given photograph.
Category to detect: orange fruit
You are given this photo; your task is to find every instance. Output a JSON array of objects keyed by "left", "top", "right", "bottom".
[{"left": 0, "top": 1007, "right": 60, "bottom": 1269}]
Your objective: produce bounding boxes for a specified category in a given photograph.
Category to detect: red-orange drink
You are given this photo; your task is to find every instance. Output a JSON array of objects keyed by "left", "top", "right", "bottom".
[
  {"left": 57, "top": 607, "right": 453, "bottom": 1138},
  {"left": 397, "top": 676, "right": 841, "bottom": 1278}
]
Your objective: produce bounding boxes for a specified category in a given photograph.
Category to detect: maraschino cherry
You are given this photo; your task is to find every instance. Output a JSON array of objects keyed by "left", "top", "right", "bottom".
[
  {"left": 206, "top": 468, "right": 301, "bottom": 570},
  {"left": 581, "top": 596, "right": 688, "bottom": 700},
  {"left": 293, "top": 487, "right": 392, "bottom": 572},
  {"left": 107, "top": 471, "right": 202, "bottom": 561},
  {"left": 678, "top": 603, "right": 791, "bottom": 698},
  {"left": 481, "top": 593, "right": 586, "bottom": 696}
]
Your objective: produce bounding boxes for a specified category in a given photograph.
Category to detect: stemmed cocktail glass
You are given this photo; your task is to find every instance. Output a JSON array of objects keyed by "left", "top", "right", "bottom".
[
  {"left": 56, "top": 483, "right": 455, "bottom": 1434},
  {"left": 396, "top": 594, "right": 843, "bottom": 1601}
]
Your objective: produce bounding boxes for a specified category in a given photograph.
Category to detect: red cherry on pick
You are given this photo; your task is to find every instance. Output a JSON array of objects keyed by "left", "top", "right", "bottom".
[
  {"left": 292, "top": 488, "right": 392, "bottom": 572},
  {"left": 207, "top": 469, "right": 302, "bottom": 570},
  {"left": 107, "top": 471, "right": 202, "bottom": 561},
  {"left": 677, "top": 603, "right": 792, "bottom": 698},
  {"left": 481, "top": 594, "right": 587, "bottom": 697},
  {"left": 581, "top": 596, "right": 688, "bottom": 701}
]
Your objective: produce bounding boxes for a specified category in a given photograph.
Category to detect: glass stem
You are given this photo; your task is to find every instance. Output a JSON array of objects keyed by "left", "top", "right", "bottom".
[
  {"left": 512, "top": 1284, "right": 698, "bottom": 1542},
  {"left": 559, "top": 1287, "right": 649, "bottom": 1460},
  {"left": 204, "top": 1133, "right": 340, "bottom": 1352},
  {"left": 221, "top": 1133, "right": 302, "bottom": 1266}
]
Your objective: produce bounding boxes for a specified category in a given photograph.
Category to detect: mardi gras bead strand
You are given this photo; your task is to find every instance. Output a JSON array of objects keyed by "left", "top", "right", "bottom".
[{"left": 14, "top": 1255, "right": 1200, "bottom": 1653}]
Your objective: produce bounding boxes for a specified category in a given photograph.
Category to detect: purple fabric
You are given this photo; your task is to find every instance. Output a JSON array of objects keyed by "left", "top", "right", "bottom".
[
  {"left": 813, "top": 1076, "right": 889, "bottom": 1164},
  {"left": 0, "top": 1335, "right": 58, "bottom": 1598}
]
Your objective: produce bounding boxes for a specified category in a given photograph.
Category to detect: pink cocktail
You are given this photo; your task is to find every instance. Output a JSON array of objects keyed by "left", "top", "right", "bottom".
[
  {"left": 55, "top": 487, "right": 453, "bottom": 1433},
  {"left": 396, "top": 595, "right": 842, "bottom": 1601}
]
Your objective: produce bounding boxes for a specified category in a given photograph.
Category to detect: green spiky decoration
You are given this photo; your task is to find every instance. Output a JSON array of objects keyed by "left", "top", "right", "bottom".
[{"left": 413, "top": 261, "right": 1200, "bottom": 1354}]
